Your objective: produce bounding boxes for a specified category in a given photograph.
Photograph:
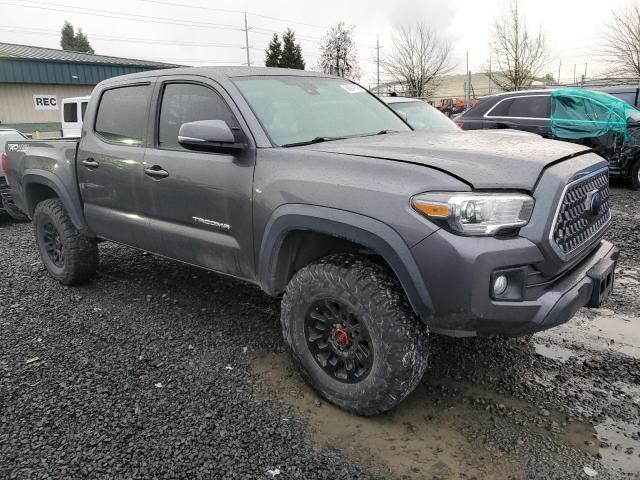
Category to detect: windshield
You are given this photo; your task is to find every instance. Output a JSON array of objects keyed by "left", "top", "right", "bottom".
[
  {"left": 233, "top": 76, "right": 411, "bottom": 146},
  {"left": 388, "top": 101, "right": 459, "bottom": 132},
  {"left": 0, "top": 130, "right": 26, "bottom": 152}
]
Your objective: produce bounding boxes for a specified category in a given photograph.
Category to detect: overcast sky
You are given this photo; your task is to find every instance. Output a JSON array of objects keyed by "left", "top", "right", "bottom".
[{"left": 0, "top": 0, "right": 629, "bottom": 90}]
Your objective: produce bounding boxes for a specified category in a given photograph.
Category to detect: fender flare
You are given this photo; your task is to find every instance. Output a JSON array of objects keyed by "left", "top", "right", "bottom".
[
  {"left": 22, "top": 171, "right": 90, "bottom": 234},
  {"left": 257, "top": 204, "right": 434, "bottom": 320}
]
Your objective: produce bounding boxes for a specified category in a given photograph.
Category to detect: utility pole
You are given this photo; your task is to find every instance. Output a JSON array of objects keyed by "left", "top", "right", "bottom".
[
  {"left": 488, "top": 57, "right": 492, "bottom": 95},
  {"left": 557, "top": 59, "right": 562, "bottom": 85},
  {"left": 465, "top": 50, "right": 471, "bottom": 111},
  {"left": 584, "top": 63, "right": 588, "bottom": 82},
  {"left": 242, "top": 12, "right": 251, "bottom": 67},
  {"left": 573, "top": 64, "right": 577, "bottom": 85},
  {"left": 376, "top": 35, "right": 381, "bottom": 94}
]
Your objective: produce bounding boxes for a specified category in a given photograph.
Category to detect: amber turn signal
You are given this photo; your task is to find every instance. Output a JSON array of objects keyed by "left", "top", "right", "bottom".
[{"left": 412, "top": 200, "right": 449, "bottom": 218}]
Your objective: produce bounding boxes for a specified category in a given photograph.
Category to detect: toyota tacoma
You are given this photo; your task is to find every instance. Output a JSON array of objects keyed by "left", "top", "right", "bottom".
[{"left": 5, "top": 67, "right": 619, "bottom": 415}]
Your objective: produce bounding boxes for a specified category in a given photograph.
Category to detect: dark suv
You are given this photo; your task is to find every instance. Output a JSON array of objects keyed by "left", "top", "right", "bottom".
[{"left": 458, "top": 90, "right": 640, "bottom": 188}]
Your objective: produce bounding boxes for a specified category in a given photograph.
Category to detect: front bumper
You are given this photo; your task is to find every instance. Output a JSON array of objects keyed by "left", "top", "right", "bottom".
[{"left": 410, "top": 230, "right": 619, "bottom": 337}]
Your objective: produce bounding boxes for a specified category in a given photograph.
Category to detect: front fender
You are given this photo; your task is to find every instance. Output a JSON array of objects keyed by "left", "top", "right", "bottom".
[{"left": 257, "top": 204, "right": 435, "bottom": 321}]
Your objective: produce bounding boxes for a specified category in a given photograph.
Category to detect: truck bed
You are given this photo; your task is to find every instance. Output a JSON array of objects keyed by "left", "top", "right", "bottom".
[{"left": 6, "top": 138, "right": 81, "bottom": 222}]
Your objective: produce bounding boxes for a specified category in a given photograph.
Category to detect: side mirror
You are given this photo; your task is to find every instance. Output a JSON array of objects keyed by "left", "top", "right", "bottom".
[{"left": 178, "top": 120, "right": 246, "bottom": 153}]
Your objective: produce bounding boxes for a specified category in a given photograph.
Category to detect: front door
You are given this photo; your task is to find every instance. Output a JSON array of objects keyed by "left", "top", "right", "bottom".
[
  {"left": 77, "top": 83, "right": 156, "bottom": 251},
  {"left": 140, "top": 79, "right": 256, "bottom": 279}
]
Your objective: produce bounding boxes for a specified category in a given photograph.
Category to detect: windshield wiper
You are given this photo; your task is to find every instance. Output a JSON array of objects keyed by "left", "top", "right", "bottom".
[
  {"left": 356, "top": 129, "right": 400, "bottom": 138},
  {"left": 281, "top": 136, "right": 346, "bottom": 148}
]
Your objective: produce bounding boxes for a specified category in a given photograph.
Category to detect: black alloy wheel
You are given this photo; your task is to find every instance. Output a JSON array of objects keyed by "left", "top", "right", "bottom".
[
  {"left": 41, "top": 221, "right": 64, "bottom": 267},
  {"left": 305, "top": 298, "right": 373, "bottom": 384}
]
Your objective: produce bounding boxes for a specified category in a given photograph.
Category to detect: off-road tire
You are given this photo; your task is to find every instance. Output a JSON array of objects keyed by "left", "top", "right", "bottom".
[
  {"left": 33, "top": 199, "right": 98, "bottom": 285},
  {"left": 2, "top": 196, "right": 29, "bottom": 222},
  {"left": 631, "top": 160, "right": 640, "bottom": 190},
  {"left": 281, "top": 253, "right": 429, "bottom": 416}
]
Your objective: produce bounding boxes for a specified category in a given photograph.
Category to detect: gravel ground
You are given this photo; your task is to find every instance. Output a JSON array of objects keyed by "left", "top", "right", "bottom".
[{"left": 0, "top": 184, "right": 639, "bottom": 480}]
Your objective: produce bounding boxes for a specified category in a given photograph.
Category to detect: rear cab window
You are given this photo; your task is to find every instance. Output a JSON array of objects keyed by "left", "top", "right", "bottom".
[
  {"left": 95, "top": 85, "right": 151, "bottom": 146},
  {"left": 487, "top": 95, "right": 551, "bottom": 119}
]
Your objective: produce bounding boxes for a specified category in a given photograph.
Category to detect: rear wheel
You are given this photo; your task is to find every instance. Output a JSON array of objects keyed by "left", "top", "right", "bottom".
[
  {"left": 632, "top": 160, "right": 640, "bottom": 190},
  {"left": 281, "top": 254, "right": 429, "bottom": 416},
  {"left": 2, "top": 196, "right": 28, "bottom": 222},
  {"left": 33, "top": 199, "right": 98, "bottom": 285}
]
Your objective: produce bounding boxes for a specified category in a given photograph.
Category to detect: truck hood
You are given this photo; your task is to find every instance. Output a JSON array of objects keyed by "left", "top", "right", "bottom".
[{"left": 300, "top": 130, "right": 591, "bottom": 191}]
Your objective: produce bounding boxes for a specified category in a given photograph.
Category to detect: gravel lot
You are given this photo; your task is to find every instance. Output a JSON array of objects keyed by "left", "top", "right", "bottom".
[{"left": 1, "top": 183, "right": 639, "bottom": 480}]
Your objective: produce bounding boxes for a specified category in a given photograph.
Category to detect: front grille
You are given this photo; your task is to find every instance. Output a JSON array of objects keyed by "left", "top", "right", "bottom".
[{"left": 551, "top": 169, "right": 610, "bottom": 258}]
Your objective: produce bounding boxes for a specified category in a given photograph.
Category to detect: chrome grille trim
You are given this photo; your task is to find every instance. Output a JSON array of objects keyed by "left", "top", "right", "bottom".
[{"left": 549, "top": 167, "right": 611, "bottom": 260}]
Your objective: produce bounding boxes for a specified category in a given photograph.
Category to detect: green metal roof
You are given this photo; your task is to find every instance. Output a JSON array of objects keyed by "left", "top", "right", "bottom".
[{"left": 0, "top": 42, "right": 180, "bottom": 85}]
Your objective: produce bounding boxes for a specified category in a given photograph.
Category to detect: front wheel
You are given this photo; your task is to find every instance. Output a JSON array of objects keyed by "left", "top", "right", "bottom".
[
  {"left": 281, "top": 254, "right": 429, "bottom": 416},
  {"left": 33, "top": 199, "right": 98, "bottom": 285}
]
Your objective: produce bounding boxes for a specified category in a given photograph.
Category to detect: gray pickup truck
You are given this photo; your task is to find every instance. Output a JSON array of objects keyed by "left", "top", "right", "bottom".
[{"left": 6, "top": 67, "right": 619, "bottom": 415}]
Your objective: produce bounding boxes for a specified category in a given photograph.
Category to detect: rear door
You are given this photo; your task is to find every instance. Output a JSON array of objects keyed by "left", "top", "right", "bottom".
[
  {"left": 77, "top": 82, "right": 156, "bottom": 251},
  {"left": 484, "top": 95, "right": 552, "bottom": 137},
  {"left": 139, "top": 78, "right": 256, "bottom": 278}
]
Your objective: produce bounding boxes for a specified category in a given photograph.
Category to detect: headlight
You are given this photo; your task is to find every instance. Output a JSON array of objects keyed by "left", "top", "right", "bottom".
[{"left": 412, "top": 192, "right": 535, "bottom": 236}]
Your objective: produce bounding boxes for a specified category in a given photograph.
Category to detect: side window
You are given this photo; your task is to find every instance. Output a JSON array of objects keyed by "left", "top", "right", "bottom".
[
  {"left": 95, "top": 85, "right": 150, "bottom": 146},
  {"left": 611, "top": 91, "right": 636, "bottom": 106},
  {"left": 63, "top": 103, "right": 77, "bottom": 123},
  {"left": 488, "top": 96, "right": 550, "bottom": 118},
  {"left": 81, "top": 101, "right": 88, "bottom": 121},
  {"left": 508, "top": 96, "right": 550, "bottom": 118},
  {"left": 487, "top": 98, "right": 515, "bottom": 117},
  {"left": 158, "top": 83, "right": 240, "bottom": 150}
]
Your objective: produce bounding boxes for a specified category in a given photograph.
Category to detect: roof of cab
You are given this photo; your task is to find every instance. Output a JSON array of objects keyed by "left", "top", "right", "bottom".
[{"left": 98, "top": 66, "right": 337, "bottom": 87}]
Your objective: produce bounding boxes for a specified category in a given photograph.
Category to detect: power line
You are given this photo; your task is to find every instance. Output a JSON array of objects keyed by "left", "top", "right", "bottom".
[
  {"left": 0, "top": 26, "right": 244, "bottom": 48},
  {"left": 2, "top": 1, "right": 243, "bottom": 31}
]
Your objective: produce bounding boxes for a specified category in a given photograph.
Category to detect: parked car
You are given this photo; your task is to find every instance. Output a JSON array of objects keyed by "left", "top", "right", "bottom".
[
  {"left": 382, "top": 96, "right": 459, "bottom": 132},
  {"left": 6, "top": 67, "right": 618, "bottom": 415},
  {"left": 457, "top": 89, "right": 640, "bottom": 189},
  {"left": 0, "top": 128, "right": 28, "bottom": 220},
  {"left": 596, "top": 86, "right": 640, "bottom": 108},
  {"left": 61, "top": 96, "right": 90, "bottom": 137}
]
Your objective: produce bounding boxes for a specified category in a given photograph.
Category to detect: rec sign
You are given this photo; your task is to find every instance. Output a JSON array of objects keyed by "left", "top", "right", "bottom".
[{"left": 33, "top": 95, "right": 58, "bottom": 111}]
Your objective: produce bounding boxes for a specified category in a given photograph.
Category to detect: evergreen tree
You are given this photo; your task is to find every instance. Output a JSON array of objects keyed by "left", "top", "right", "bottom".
[
  {"left": 264, "top": 33, "right": 282, "bottom": 67},
  {"left": 60, "top": 21, "right": 94, "bottom": 54},
  {"left": 60, "top": 22, "right": 75, "bottom": 51},
  {"left": 279, "top": 29, "right": 305, "bottom": 69}
]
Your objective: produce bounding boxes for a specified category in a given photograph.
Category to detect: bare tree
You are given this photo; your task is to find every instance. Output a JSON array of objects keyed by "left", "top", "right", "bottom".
[
  {"left": 381, "top": 24, "right": 453, "bottom": 97},
  {"left": 318, "top": 22, "right": 361, "bottom": 80},
  {"left": 485, "top": 0, "right": 550, "bottom": 90},
  {"left": 601, "top": 1, "right": 640, "bottom": 76}
]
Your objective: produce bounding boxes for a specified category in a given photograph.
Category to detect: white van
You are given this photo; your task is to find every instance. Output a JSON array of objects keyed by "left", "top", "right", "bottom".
[{"left": 61, "top": 96, "right": 90, "bottom": 137}]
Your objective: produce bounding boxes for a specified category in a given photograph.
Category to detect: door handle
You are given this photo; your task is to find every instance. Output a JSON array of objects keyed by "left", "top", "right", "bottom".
[
  {"left": 144, "top": 166, "right": 170, "bottom": 179},
  {"left": 81, "top": 158, "right": 99, "bottom": 168}
]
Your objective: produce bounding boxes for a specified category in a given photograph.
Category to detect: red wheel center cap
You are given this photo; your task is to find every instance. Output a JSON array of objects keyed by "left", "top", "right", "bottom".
[{"left": 333, "top": 327, "right": 350, "bottom": 347}]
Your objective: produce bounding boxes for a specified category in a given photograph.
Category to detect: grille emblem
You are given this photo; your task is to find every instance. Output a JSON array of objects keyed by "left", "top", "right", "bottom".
[{"left": 584, "top": 189, "right": 604, "bottom": 220}]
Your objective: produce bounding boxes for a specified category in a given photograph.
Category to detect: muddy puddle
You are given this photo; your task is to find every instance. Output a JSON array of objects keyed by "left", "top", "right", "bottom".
[
  {"left": 538, "top": 309, "right": 640, "bottom": 360},
  {"left": 595, "top": 419, "right": 640, "bottom": 477},
  {"left": 251, "top": 352, "right": 601, "bottom": 479}
]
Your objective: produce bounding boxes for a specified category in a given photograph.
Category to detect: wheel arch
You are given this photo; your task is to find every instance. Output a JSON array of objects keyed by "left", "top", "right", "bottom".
[
  {"left": 257, "top": 204, "right": 434, "bottom": 321},
  {"left": 23, "top": 171, "right": 90, "bottom": 234}
]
